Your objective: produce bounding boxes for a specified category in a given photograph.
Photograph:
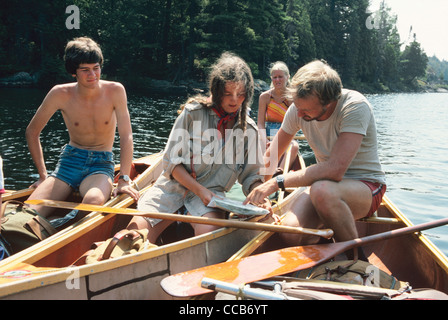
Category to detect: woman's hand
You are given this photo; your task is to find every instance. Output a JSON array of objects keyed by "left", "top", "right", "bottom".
[{"left": 197, "top": 187, "right": 218, "bottom": 206}]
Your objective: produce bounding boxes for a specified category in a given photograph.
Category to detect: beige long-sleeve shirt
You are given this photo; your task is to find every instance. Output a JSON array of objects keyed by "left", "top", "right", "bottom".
[{"left": 138, "top": 102, "right": 264, "bottom": 219}]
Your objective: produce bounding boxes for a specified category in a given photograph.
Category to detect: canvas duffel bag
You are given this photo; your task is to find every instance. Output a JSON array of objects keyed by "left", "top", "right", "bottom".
[
  {"left": 0, "top": 200, "right": 57, "bottom": 258},
  {"left": 294, "top": 259, "right": 407, "bottom": 290}
]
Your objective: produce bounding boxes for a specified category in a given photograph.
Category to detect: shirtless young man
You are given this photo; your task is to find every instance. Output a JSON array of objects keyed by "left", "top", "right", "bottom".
[{"left": 26, "top": 37, "right": 139, "bottom": 219}]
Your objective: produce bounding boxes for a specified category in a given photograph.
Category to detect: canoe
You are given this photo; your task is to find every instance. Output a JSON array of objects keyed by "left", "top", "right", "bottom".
[
  {"left": 356, "top": 195, "right": 448, "bottom": 294},
  {"left": 2, "top": 153, "right": 163, "bottom": 205},
  {"left": 0, "top": 153, "right": 163, "bottom": 295},
  {"left": 168, "top": 194, "right": 448, "bottom": 300},
  {"left": 276, "top": 194, "right": 448, "bottom": 299},
  {"left": 270, "top": 193, "right": 448, "bottom": 295},
  {"left": 0, "top": 153, "right": 306, "bottom": 299},
  {"left": 0, "top": 152, "right": 164, "bottom": 258}
]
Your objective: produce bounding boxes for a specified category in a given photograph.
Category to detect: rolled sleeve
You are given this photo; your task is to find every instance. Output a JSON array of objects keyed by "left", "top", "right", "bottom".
[
  {"left": 238, "top": 126, "right": 264, "bottom": 195},
  {"left": 240, "top": 170, "right": 263, "bottom": 195},
  {"left": 281, "top": 103, "right": 301, "bottom": 135},
  {"left": 162, "top": 109, "right": 192, "bottom": 178}
]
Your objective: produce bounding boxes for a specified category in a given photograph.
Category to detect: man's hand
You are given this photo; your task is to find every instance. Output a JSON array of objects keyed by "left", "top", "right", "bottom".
[
  {"left": 243, "top": 179, "right": 278, "bottom": 207},
  {"left": 29, "top": 175, "right": 47, "bottom": 189},
  {"left": 114, "top": 182, "right": 139, "bottom": 201}
]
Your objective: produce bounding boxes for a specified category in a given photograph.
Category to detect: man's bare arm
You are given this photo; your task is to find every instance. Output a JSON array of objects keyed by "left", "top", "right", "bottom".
[
  {"left": 262, "top": 128, "right": 295, "bottom": 179},
  {"left": 25, "top": 87, "right": 62, "bottom": 187},
  {"left": 113, "top": 83, "right": 139, "bottom": 200},
  {"left": 245, "top": 132, "right": 364, "bottom": 204}
]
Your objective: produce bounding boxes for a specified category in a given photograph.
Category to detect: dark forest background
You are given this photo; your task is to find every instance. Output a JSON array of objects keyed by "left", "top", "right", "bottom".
[{"left": 1, "top": 0, "right": 447, "bottom": 93}]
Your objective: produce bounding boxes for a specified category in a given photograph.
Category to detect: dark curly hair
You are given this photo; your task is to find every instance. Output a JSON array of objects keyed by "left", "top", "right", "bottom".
[
  {"left": 64, "top": 37, "right": 104, "bottom": 75},
  {"left": 180, "top": 52, "right": 254, "bottom": 131}
]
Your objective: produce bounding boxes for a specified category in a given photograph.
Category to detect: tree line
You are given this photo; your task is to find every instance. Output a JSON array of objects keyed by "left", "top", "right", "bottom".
[{"left": 0, "top": 0, "right": 435, "bottom": 93}]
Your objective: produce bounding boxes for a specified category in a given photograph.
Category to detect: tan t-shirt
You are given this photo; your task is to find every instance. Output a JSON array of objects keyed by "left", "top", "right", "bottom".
[{"left": 282, "top": 89, "right": 386, "bottom": 184}]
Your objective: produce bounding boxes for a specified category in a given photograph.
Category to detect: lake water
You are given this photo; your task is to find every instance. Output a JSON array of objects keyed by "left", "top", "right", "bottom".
[{"left": 1, "top": 88, "right": 447, "bottom": 257}]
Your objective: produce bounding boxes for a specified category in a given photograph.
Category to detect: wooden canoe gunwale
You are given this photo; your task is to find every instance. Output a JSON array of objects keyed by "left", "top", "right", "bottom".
[
  {"left": 0, "top": 218, "right": 263, "bottom": 299},
  {"left": 0, "top": 226, "right": 245, "bottom": 299},
  {"left": 381, "top": 196, "right": 448, "bottom": 275}
]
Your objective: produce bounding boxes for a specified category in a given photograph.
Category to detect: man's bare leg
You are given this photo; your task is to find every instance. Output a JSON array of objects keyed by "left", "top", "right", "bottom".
[
  {"left": 309, "top": 179, "right": 372, "bottom": 242},
  {"left": 279, "top": 188, "right": 323, "bottom": 246},
  {"left": 27, "top": 177, "right": 73, "bottom": 218},
  {"left": 127, "top": 216, "right": 174, "bottom": 244},
  {"left": 79, "top": 174, "right": 113, "bottom": 206}
]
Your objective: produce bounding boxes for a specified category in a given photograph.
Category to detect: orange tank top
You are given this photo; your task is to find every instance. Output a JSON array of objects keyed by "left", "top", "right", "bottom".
[{"left": 265, "top": 93, "right": 290, "bottom": 123}]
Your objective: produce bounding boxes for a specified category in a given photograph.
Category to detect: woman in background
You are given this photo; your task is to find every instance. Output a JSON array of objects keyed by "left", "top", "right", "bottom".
[{"left": 258, "top": 61, "right": 299, "bottom": 173}]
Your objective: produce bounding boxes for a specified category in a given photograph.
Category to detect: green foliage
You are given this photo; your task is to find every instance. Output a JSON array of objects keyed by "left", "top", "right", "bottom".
[
  {"left": 0, "top": 0, "right": 430, "bottom": 92},
  {"left": 400, "top": 40, "right": 428, "bottom": 84},
  {"left": 427, "top": 56, "right": 448, "bottom": 84}
]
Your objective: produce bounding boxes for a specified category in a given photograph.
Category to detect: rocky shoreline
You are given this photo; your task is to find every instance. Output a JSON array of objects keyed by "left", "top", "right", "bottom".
[
  {"left": 422, "top": 86, "right": 448, "bottom": 93},
  {"left": 139, "top": 78, "right": 270, "bottom": 95},
  {"left": 0, "top": 72, "right": 38, "bottom": 88},
  {"left": 0, "top": 72, "right": 271, "bottom": 95},
  {"left": 1, "top": 71, "right": 446, "bottom": 94}
]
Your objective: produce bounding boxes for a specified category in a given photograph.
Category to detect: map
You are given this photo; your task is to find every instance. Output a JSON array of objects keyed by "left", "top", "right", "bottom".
[{"left": 207, "top": 197, "right": 269, "bottom": 216}]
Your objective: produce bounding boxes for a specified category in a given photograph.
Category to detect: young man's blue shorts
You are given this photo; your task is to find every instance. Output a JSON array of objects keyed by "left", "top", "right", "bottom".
[{"left": 51, "top": 144, "right": 114, "bottom": 190}]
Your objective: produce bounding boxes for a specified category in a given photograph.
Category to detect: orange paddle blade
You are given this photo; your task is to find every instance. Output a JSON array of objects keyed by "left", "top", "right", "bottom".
[{"left": 160, "top": 243, "right": 341, "bottom": 297}]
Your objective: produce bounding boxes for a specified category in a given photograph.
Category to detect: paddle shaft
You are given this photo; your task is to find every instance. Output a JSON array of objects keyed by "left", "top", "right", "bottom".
[
  {"left": 25, "top": 199, "right": 334, "bottom": 238},
  {"left": 343, "top": 216, "right": 448, "bottom": 252}
]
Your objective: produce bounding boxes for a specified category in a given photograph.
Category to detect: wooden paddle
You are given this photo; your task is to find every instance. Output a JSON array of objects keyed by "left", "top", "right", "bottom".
[
  {"left": 25, "top": 199, "right": 334, "bottom": 238},
  {"left": 160, "top": 216, "right": 448, "bottom": 298}
]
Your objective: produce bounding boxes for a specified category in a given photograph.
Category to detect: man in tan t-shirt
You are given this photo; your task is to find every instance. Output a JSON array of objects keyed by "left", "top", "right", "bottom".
[
  {"left": 26, "top": 37, "right": 139, "bottom": 220},
  {"left": 245, "top": 60, "right": 386, "bottom": 258}
]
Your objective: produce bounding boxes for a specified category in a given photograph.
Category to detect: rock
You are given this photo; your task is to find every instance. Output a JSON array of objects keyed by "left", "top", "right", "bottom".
[
  {"left": 254, "top": 79, "right": 270, "bottom": 94},
  {"left": 0, "top": 72, "right": 36, "bottom": 87}
]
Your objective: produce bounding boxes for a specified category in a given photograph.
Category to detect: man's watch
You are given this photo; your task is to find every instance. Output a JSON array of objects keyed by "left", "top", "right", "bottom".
[
  {"left": 118, "top": 175, "right": 131, "bottom": 182},
  {"left": 276, "top": 175, "right": 286, "bottom": 192}
]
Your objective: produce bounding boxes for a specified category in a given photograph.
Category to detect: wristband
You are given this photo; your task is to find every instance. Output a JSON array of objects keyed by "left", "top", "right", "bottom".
[{"left": 276, "top": 175, "right": 286, "bottom": 192}]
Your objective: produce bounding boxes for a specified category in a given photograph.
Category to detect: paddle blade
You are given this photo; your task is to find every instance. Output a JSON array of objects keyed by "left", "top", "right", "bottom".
[
  {"left": 161, "top": 216, "right": 448, "bottom": 298},
  {"left": 160, "top": 243, "right": 340, "bottom": 297}
]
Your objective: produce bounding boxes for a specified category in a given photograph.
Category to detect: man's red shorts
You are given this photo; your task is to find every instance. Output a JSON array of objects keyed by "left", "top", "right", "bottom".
[{"left": 361, "top": 181, "right": 387, "bottom": 217}]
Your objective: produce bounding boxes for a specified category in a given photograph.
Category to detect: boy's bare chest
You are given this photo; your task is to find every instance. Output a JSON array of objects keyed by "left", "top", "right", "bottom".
[{"left": 63, "top": 97, "right": 116, "bottom": 130}]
